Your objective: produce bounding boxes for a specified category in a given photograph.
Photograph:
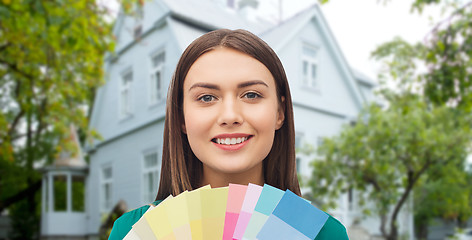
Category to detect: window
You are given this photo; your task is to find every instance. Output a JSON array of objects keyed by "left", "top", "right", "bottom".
[
  {"left": 142, "top": 151, "right": 160, "bottom": 203},
  {"left": 101, "top": 166, "right": 113, "bottom": 212},
  {"left": 317, "top": 136, "right": 324, "bottom": 148},
  {"left": 72, "top": 175, "right": 85, "bottom": 212},
  {"left": 53, "top": 175, "right": 67, "bottom": 211},
  {"left": 302, "top": 44, "right": 318, "bottom": 89},
  {"left": 295, "top": 132, "right": 304, "bottom": 173},
  {"left": 120, "top": 71, "right": 133, "bottom": 118},
  {"left": 149, "top": 51, "right": 165, "bottom": 105},
  {"left": 348, "top": 187, "right": 354, "bottom": 211}
]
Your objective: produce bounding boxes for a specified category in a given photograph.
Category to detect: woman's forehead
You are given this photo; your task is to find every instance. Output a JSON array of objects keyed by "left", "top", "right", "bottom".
[{"left": 184, "top": 48, "right": 276, "bottom": 89}]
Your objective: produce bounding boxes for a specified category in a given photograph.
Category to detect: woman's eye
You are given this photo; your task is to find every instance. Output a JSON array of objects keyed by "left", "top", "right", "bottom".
[
  {"left": 244, "top": 92, "right": 261, "bottom": 99},
  {"left": 198, "top": 95, "right": 215, "bottom": 103}
]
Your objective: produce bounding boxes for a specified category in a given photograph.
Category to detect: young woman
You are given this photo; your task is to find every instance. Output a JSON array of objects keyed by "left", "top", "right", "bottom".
[{"left": 109, "top": 29, "right": 349, "bottom": 239}]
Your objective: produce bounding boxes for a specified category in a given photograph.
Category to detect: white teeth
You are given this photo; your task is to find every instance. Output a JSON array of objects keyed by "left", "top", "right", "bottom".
[{"left": 215, "top": 137, "right": 249, "bottom": 145}]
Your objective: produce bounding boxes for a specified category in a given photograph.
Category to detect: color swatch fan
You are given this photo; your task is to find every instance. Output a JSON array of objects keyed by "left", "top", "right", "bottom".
[{"left": 124, "top": 184, "right": 329, "bottom": 240}]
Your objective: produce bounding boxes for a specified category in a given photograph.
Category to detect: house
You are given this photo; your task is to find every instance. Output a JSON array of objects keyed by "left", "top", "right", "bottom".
[{"left": 41, "top": 0, "right": 413, "bottom": 239}]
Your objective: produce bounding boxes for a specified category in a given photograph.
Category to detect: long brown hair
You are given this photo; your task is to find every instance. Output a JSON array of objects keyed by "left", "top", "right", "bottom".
[{"left": 156, "top": 29, "right": 300, "bottom": 200}]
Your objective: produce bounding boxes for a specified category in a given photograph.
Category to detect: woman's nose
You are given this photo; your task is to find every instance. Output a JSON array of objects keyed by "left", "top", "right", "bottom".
[{"left": 216, "top": 98, "right": 243, "bottom": 126}]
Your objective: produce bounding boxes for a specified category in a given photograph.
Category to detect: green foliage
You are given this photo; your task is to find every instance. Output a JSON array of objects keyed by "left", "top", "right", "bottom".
[
  {"left": 309, "top": 93, "right": 471, "bottom": 211},
  {"left": 372, "top": 1, "right": 472, "bottom": 111},
  {"left": 308, "top": 93, "right": 471, "bottom": 239},
  {"left": 0, "top": 0, "right": 137, "bottom": 238},
  {"left": 415, "top": 165, "right": 472, "bottom": 237},
  {"left": 310, "top": 1, "right": 472, "bottom": 240},
  {"left": 7, "top": 193, "right": 41, "bottom": 240}
]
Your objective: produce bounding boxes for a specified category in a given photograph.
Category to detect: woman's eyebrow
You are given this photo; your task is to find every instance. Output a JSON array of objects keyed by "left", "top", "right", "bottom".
[
  {"left": 237, "top": 80, "right": 269, "bottom": 88},
  {"left": 188, "top": 80, "right": 269, "bottom": 92},
  {"left": 189, "top": 83, "right": 220, "bottom": 92}
]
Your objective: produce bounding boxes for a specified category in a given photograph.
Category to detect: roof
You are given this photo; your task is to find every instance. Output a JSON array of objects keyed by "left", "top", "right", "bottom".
[
  {"left": 351, "top": 68, "right": 377, "bottom": 87},
  {"left": 53, "top": 125, "right": 87, "bottom": 168},
  {"left": 260, "top": 5, "right": 316, "bottom": 51},
  {"left": 162, "top": 0, "right": 273, "bottom": 34}
]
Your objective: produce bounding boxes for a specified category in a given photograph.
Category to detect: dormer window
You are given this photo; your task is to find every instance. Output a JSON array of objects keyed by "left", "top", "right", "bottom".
[
  {"left": 149, "top": 51, "right": 166, "bottom": 105},
  {"left": 302, "top": 44, "right": 318, "bottom": 89}
]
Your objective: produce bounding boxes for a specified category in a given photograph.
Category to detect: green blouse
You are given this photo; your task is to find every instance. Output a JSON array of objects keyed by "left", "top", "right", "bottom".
[{"left": 109, "top": 200, "right": 349, "bottom": 240}]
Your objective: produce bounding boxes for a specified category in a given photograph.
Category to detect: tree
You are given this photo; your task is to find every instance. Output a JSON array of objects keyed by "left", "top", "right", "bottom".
[
  {"left": 0, "top": 0, "right": 136, "bottom": 238},
  {"left": 414, "top": 164, "right": 472, "bottom": 239},
  {"left": 310, "top": 1, "right": 472, "bottom": 239},
  {"left": 307, "top": 92, "right": 471, "bottom": 240}
]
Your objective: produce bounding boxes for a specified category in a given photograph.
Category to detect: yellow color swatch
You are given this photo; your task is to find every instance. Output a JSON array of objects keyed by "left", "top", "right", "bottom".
[
  {"left": 201, "top": 187, "right": 229, "bottom": 240},
  {"left": 187, "top": 185, "right": 211, "bottom": 240},
  {"left": 166, "top": 191, "right": 191, "bottom": 239},
  {"left": 145, "top": 195, "right": 176, "bottom": 240}
]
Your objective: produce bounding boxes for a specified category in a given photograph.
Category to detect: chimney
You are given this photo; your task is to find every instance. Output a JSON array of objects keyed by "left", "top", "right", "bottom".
[{"left": 238, "top": 0, "right": 259, "bottom": 21}]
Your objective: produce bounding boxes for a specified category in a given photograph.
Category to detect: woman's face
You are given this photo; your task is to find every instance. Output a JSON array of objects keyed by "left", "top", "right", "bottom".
[{"left": 182, "top": 47, "right": 284, "bottom": 181}]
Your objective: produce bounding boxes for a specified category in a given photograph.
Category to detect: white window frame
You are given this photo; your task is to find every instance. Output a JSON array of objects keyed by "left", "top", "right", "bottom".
[
  {"left": 142, "top": 149, "right": 160, "bottom": 204},
  {"left": 120, "top": 69, "right": 133, "bottom": 119},
  {"left": 295, "top": 132, "right": 304, "bottom": 173},
  {"left": 100, "top": 164, "right": 113, "bottom": 213},
  {"left": 316, "top": 136, "right": 324, "bottom": 148},
  {"left": 301, "top": 44, "right": 319, "bottom": 90},
  {"left": 149, "top": 51, "right": 166, "bottom": 106}
]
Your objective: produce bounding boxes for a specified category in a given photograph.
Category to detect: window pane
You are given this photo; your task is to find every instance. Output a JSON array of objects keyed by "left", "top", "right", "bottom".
[
  {"left": 295, "top": 134, "right": 303, "bottom": 149},
  {"left": 103, "top": 167, "right": 112, "bottom": 179},
  {"left": 149, "top": 173, "right": 155, "bottom": 193},
  {"left": 53, "top": 175, "right": 67, "bottom": 211},
  {"left": 72, "top": 176, "right": 85, "bottom": 212},
  {"left": 152, "top": 52, "right": 165, "bottom": 68},
  {"left": 311, "top": 64, "right": 317, "bottom": 86},
  {"left": 317, "top": 137, "right": 324, "bottom": 147},
  {"left": 123, "top": 72, "right": 133, "bottom": 85},
  {"left": 144, "top": 153, "right": 158, "bottom": 168},
  {"left": 152, "top": 171, "right": 159, "bottom": 191},
  {"left": 156, "top": 71, "right": 161, "bottom": 99},
  {"left": 302, "top": 61, "right": 309, "bottom": 85},
  {"left": 121, "top": 90, "right": 128, "bottom": 115},
  {"left": 103, "top": 183, "right": 111, "bottom": 208}
]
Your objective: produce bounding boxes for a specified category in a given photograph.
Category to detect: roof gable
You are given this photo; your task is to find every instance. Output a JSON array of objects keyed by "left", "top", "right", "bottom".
[{"left": 261, "top": 4, "right": 367, "bottom": 109}]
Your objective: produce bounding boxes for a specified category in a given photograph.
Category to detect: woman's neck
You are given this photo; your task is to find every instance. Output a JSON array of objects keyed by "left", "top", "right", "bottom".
[{"left": 200, "top": 164, "right": 264, "bottom": 188}]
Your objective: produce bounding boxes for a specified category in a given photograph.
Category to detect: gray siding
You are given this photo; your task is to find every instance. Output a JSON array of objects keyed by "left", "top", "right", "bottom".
[{"left": 87, "top": 120, "right": 164, "bottom": 234}]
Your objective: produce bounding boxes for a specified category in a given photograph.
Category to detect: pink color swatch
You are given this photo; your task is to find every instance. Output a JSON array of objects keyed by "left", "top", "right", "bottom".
[
  {"left": 232, "top": 183, "right": 263, "bottom": 239},
  {"left": 223, "top": 184, "right": 248, "bottom": 240}
]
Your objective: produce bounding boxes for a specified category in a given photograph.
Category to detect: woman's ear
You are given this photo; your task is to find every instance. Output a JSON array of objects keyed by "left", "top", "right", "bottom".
[
  {"left": 276, "top": 96, "right": 285, "bottom": 130},
  {"left": 182, "top": 123, "right": 187, "bottom": 134}
]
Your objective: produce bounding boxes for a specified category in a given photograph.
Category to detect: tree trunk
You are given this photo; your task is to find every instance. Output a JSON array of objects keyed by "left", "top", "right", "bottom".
[{"left": 0, "top": 180, "right": 42, "bottom": 212}]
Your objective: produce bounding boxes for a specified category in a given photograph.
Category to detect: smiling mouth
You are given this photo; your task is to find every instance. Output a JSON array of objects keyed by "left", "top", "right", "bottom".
[{"left": 211, "top": 136, "right": 253, "bottom": 145}]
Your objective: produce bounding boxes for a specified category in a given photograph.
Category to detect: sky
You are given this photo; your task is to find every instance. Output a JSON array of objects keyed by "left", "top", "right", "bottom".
[{"left": 265, "top": 0, "right": 444, "bottom": 81}]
